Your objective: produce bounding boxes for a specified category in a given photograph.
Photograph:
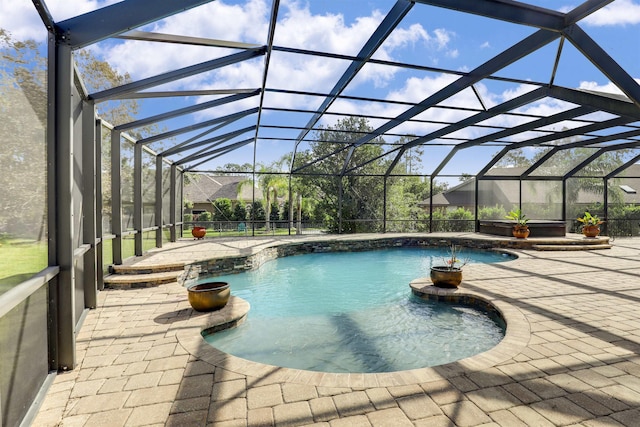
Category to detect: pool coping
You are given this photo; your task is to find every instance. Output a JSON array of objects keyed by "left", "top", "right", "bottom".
[
  {"left": 178, "top": 234, "right": 527, "bottom": 286},
  {"left": 175, "top": 276, "right": 530, "bottom": 388}
]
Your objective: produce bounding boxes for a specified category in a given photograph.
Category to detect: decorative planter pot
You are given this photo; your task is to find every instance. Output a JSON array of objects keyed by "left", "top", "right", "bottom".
[
  {"left": 187, "top": 281, "right": 230, "bottom": 312},
  {"left": 430, "top": 266, "right": 462, "bottom": 288},
  {"left": 191, "top": 226, "right": 206, "bottom": 239},
  {"left": 512, "top": 225, "right": 530, "bottom": 239},
  {"left": 582, "top": 225, "right": 601, "bottom": 238}
]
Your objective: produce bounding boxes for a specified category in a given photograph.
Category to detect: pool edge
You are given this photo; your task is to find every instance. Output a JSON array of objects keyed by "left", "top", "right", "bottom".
[{"left": 176, "top": 279, "right": 530, "bottom": 388}]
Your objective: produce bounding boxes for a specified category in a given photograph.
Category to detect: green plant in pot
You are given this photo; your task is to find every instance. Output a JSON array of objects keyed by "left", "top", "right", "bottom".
[
  {"left": 577, "top": 211, "right": 603, "bottom": 237},
  {"left": 430, "top": 244, "right": 469, "bottom": 288},
  {"left": 505, "top": 208, "right": 530, "bottom": 238}
]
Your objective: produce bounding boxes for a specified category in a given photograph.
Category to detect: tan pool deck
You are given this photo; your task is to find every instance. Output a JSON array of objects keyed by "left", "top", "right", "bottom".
[{"left": 33, "top": 233, "right": 640, "bottom": 427}]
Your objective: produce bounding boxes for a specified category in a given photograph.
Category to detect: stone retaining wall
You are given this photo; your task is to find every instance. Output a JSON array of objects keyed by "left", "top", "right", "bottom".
[{"left": 181, "top": 236, "right": 506, "bottom": 285}]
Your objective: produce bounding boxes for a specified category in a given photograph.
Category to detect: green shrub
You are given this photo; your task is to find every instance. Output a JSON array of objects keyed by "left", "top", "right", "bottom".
[
  {"left": 478, "top": 205, "right": 506, "bottom": 220},
  {"left": 447, "top": 207, "right": 474, "bottom": 232}
]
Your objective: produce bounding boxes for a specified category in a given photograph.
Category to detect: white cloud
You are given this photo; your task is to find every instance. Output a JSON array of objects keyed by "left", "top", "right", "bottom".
[
  {"left": 480, "top": 41, "right": 491, "bottom": 49},
  {"left": 383, "top": 23, "right": 430, "bottom": 51},
  {"left": 432, "top": 28, "right": 452, "bottom": 49},
  {"left": 0, "top": 0, "right": 119, "bottom": 41},
  {"left": 583, "top": 0, "right": 640, "bottom": 26},
  {"left": 91, "top": 0, "right": 463, "bottom": 123},
  {"left": 0, "top": 0, "right": 49, "bottom": 41},
  {"left": 578, "top": 79, "right": 640, "bottom": 95},
  {"left": 48, "top": 0, "right": 119, "bottom": 22}
]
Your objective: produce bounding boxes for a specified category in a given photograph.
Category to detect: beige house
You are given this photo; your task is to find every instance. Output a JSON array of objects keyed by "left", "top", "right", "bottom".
[
  {"left": 183, "top": 174, "right": 260, "bottom": 216},
  {"left": 419, "top": 165, "right": 640, "bottom": 215}
]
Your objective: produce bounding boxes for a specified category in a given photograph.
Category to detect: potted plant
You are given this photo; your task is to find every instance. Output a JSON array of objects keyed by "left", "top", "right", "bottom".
[
  {"left": 577, "top": 211, "right": 603, "bottom": 237},
  {"left": 505, "top": 208, "right": 530, "bottom": 238},
  {"left": 187, "top": 281, "right": 230, "bottom": 311},
  {"left": 430, "top": 245, "right": 468, "bottom": 288},
  {"left": 191, "top": 226, "right": 207, "bottom": 239}
]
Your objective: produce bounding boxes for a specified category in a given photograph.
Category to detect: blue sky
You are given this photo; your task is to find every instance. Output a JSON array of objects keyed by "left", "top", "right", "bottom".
[{"left": 2, "top": 0, "right": 640, "bottom": 177}]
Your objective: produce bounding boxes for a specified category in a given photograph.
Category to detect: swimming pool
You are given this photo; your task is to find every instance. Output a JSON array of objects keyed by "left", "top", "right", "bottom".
[{"left": 203, "top": 247, "right": 513, "bottom": 373}]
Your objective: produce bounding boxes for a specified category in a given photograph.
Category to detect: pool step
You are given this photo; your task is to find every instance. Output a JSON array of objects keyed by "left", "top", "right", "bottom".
[
  {"left": 530, "top": 236, "right": 611, "bottom": 251},
  {"left": 104, "top": 263, "right": 186, "bottom": 289},
  {"left": 104, "top": 270, "right": 184, "bottom": 289},
  {"left": 110, "top": 262, "right": 186, "bottom": 275},
  {"left": 532, "top": 243, "right": 612, "bottom": 251}
]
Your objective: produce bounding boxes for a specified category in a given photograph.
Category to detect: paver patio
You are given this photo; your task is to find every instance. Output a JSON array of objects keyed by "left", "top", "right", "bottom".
[{"left": 33, "top": 234, "right": 640, "bottom": 426}]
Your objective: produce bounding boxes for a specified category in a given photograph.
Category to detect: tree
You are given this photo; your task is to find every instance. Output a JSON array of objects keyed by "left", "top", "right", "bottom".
[
  {"left": 222, "top": 163, "right": 253, "bottom": 173},
  {"left": 295, "top": 116, "right": 387, "bottom": 233},
  {"left": 269, "top": 201, "right": 280, "bottom": 222},
  {"left": 249, "top": 200, "right": 266, "bottom": 222},
  {"left": 211, "top": 198, "right": 233, "bottom": 222},
  {"left": 232, "top": 202, "right": 247, "bottom": 222},
  {"left": 74, "top": 49, "right": 164, "bottom": 141},
  {"left": 0, "top": 29, "right": 47, "bottom": 239},
  {"left": 495, "top": 137, "right": 630, "bottom": 219},
  {"left": 495, "top": 148, "right": 532, "bottom": 168}
]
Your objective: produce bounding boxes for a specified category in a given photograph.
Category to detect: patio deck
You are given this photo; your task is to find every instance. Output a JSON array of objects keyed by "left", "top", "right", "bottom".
[{"left": 34, "top": 233, "right": 640, "bottom": 426}]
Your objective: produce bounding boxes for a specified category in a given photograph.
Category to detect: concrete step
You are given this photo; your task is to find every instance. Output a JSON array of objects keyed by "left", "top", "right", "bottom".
[
  {"left": 110, "top": 262, "right": 185, "bottom": 275},
  {"left": 532, "top": 244, "right": 612, "bottom": 251},
  {"left": 104, "top": 270, "right": 184, "bottom": 289}
]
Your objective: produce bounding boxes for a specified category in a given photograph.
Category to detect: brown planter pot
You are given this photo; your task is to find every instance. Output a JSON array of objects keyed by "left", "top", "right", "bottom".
[
  {"left": 430, "top": 266, "right": 462, "bottom": 288},
  {"left": 187, "top": 281, "right": 230, "bottom": 312},
  {"left": 512, "top": 225, "right": 530, "bottom": 239},
  {"left": 191, "top": 226, "right": 206, "bottom": 239},
  {"left": 582, "top": 225, "right": 601, "bottom": 238}
]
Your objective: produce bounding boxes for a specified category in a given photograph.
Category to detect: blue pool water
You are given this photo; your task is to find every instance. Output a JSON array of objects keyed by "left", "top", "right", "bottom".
[{"left": 203, "top": 247, "right": 513, "bottom": 373}]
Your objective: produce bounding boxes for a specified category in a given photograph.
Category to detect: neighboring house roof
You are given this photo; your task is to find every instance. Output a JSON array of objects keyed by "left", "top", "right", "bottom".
[
  {"left": 183, "top": 175, "right": 258, "bottom": 204},
  {"left": 419, "top": 164, "right": 640, "bottom": 208}
]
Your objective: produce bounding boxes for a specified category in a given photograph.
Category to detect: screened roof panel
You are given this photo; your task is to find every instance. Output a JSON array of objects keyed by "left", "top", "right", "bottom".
[
  {"left": 613, "top": 163, "right": 640, "bottom": 178},
  {"left": 574, "top": 148, "right": 640, "bottom": 177},
  {"left": 587, "top": 22, "right": 640, "bottom": 80},
  {"left": 529, "top": 147, "right": 601, "bottom": 177},
  {"left": 438, "top": 145, "right": 502, "bottom": 176},
  {"left": 264, "top": 50, "right": 353, "bottom": 93},
  {"left": 399, "top": 3, "right": 542, "bottom": 70},
  {"left": 492, "top": 39, "right": 561, "bottom": 83},
  {"left": 44, "top": 0, "right": 640, "bottom": 178},
  {"left": 393, "top": 144, "right": 457, "bottom": 176}
]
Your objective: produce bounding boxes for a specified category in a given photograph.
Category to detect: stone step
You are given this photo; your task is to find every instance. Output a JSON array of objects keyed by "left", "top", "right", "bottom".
[
  {"left": 532, "top": 244, "right": 612, "bottom": 251},
  {"left": 103, "top": 270, "right": 184, "bottom": 289},
  {"left": 110, "top": 262, "right": 185, "bottom": 275}
]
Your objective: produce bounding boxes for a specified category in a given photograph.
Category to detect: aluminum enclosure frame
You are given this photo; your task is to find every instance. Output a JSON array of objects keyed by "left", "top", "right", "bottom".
[
  {"left": 30, "top": 0, "right": 640, "bottom": 388},
  {"left": 1, "top": 1, "right": 634, "bottom": 425}
]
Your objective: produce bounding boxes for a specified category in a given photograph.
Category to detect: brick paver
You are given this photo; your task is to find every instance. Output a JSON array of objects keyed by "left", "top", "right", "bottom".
[{"left": 32, "top": 234, "right": 640, "bottom": 426}]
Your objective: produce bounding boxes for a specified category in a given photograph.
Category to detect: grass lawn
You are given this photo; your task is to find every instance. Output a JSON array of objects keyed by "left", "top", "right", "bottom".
[
  {"left": 181, "top": 227, "right": 312, "bottom": 239},
  {"left": 0, "top": 227, "right": 316, "bottom": 296},
  {"left": 0, "top": 240, "right": 47, "bottom": 296}
]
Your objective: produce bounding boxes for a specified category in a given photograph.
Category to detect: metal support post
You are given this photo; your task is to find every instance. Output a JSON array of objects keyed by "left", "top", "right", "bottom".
[
  {"left": 561, "top": 179, "right": 567, "bottom": 222},
  {"left": 179, "top": 167, "right": 184, "bottom": 239},
  {"left": 156, "top": 156, "right": 164, "bottom": 247},
  {"left": 603, "top": 177, "right": 609, "bottom": 234},
  {"left": 338, "top": 177, "right": 343, "bottom": 234},
  {"left": 474, "top": 178, "right": 479, "bottom": 232},
  {"left": 170, "top": 164, "right": 177, "bottom": 241},
  {"left": 134, "top": 143, "right": 143, "bottom": 256},
  {"left": 382, "top": 176, "right": 387, "bottom": 233},
  {"left": 111, "top": 130, "right": 123, "bottom": 264},
  {"left": 297, "top": 194, "right": 302, "bottom": 235},
  {"left": 51, "top": 42, "right": 76, "bottom": 370},
  {"left": 82, "top": 100, "right": 97, "bottom": 308},
  {"left": 288, "top": 176, "right": 293, "bottom": 235},
  {"left": 46, "top": 33, "right": 59, "bottom": 371},
  {"left": 95, "top": 120, "right": 104, "bottom": 290},
  {"left": 429, "top": 178, "right": 433, "bottom": 233}
]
